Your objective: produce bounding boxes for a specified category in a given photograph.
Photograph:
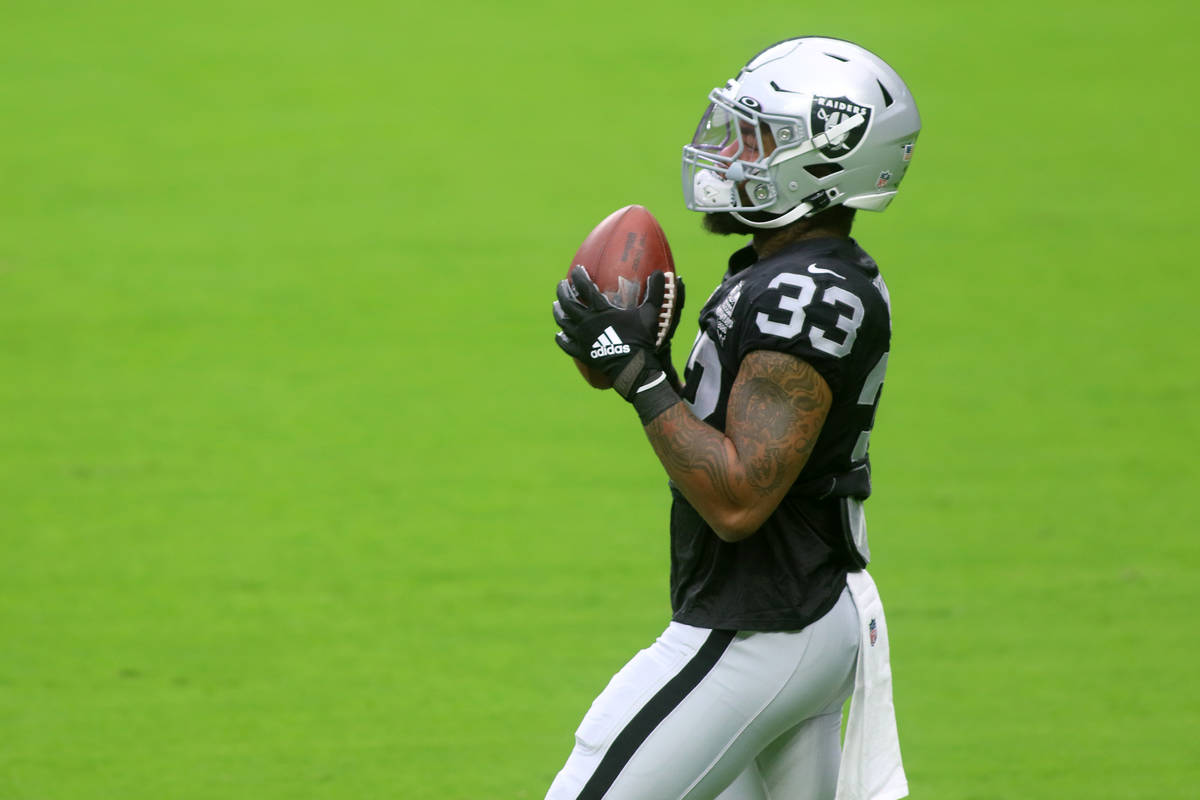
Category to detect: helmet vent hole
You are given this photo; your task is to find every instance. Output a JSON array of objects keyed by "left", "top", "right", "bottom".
[
  {"left": 823, "top": 52, "right": 849, "bottom": 62},
  {"left": 768, "top": 80, "right": 804, "bottom": 95},
  {"left": 877, "top": 80, "right": 894, "bottom": 107},
  {"left": 804, "top": 163, "right": 843, "bottom": 179}
]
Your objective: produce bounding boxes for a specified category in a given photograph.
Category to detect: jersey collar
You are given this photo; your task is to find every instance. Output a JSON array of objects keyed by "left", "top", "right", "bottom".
[{"left": 727, "top": 236, "right": 873, "bottom": 277}]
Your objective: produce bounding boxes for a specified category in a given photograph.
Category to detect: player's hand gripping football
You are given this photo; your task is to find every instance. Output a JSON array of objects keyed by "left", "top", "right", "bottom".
[{"left": 554, "top": 267, "right": 671, "bottom": 401}]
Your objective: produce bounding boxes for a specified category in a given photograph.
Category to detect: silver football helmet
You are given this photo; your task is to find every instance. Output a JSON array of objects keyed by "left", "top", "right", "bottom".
[{"left": 682, "top": 37, "right": 921, "bottom": 229}]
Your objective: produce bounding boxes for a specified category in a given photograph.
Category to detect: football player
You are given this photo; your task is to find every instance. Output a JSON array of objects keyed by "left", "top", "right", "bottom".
[{"left": 550, "top": 37, "right": 921, "bottom": 800}]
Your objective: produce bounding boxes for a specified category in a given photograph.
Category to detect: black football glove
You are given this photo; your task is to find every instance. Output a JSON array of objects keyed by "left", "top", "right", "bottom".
[{"left": 553, "top": 267, "right": 668, "bottom": 400}]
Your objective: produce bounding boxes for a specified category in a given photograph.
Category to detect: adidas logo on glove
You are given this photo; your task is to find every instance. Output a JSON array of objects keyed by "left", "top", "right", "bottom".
[{"left": 590, "top": 326, "right": 631, "bottom": 359}]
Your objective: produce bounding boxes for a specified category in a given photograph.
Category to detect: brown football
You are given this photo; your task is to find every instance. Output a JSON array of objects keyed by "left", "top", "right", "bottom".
[{"left": 566, "top": 205, "right": 678, "bottom": 389}]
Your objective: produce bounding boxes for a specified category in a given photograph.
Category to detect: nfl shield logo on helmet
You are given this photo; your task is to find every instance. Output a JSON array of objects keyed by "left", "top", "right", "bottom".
[
  {"left": 869, "top": 618, "right": 878, "bottom": 646},
  {"left": 876, "top": 170, "right": 892, "bottom": 189},
  {"left": 810, "top": 96, "right": 873, "bottom": 160}
]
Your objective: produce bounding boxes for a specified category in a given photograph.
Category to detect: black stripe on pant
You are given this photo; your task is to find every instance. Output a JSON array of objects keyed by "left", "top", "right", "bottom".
[{"left": 577, "top": 628, "right": 738, "bottom": 800}]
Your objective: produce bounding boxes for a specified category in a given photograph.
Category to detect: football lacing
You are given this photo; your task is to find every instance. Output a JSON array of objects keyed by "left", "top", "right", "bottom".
[{"left": 655, "top": 271, "right": 676, "bottom": 348}]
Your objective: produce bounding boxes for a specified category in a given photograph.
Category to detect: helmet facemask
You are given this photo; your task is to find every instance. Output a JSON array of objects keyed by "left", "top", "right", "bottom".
[
  {"left": 682, "top": 87, "right": 863, "bottom": 229},
  {"left": 683, "top": 90, "right": 797, "bottom": 219}
]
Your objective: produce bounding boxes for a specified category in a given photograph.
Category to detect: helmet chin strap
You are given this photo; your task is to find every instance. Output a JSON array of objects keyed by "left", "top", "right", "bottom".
[{"left": 730, "top": 201, "right": 815, "bottom": 229}]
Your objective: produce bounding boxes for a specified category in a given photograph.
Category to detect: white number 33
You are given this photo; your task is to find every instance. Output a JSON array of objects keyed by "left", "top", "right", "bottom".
[{"left": 755, "top": 272, "right": 864, "bottom": 357}]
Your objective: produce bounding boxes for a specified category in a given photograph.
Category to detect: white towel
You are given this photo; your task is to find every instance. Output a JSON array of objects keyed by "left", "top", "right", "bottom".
[{"left": 836, "top": 570, "right": 909, "bottom": 800}]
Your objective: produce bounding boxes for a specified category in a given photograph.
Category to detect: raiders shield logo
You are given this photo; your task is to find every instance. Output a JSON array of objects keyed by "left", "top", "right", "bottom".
[{"left": 810, "top": 96, "right": 873, "bottom": 160}]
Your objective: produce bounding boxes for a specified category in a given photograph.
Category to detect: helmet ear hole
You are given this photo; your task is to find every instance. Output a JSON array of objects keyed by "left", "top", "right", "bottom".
[{"left": 803, "top": 163, "right": 843, "bottom": 179}]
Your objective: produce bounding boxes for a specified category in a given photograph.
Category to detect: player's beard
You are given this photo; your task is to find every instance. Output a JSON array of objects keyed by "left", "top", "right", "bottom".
[
  {"left": 701, "top": 212, "right": 758, "bottom": 236},
  {"left": 703, "top": 207, "right": 858, "bottom": 238}
]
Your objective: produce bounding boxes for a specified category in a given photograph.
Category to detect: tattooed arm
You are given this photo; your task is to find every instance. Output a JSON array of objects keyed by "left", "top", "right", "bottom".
[{"left": 644, "top": 349, "right": 832, "bottom": 542}]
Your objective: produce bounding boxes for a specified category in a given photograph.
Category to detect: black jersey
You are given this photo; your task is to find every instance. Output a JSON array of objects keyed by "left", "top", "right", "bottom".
[{"left": 670, "top": 236, "right": 891, "bottom": 631}]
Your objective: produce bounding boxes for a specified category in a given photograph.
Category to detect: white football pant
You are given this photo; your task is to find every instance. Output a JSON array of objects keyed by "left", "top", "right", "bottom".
[{"left": 546, "top": 587, "right": 859, "bottom": 800}]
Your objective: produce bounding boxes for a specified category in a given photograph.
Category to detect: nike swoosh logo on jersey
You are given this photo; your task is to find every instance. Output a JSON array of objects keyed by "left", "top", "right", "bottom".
[{"left": 807, "top": 263, "right": 846, "bottom": 280}]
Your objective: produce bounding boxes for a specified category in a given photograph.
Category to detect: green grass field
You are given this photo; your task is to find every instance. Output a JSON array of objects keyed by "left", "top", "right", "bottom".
[{"left": 2, "top": 1, "right": 1198, "bottom": 797}]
